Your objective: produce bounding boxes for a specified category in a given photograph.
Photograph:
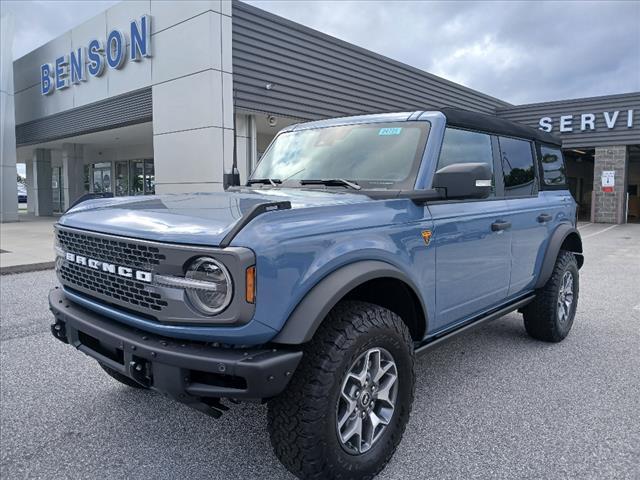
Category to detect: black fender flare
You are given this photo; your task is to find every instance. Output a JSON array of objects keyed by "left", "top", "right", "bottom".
[
  {"left": 535, "top": 224, "right": 583, "bottom": 289},
  {"left": 272, "top": 260, "right": 428, "bottom": 345}
]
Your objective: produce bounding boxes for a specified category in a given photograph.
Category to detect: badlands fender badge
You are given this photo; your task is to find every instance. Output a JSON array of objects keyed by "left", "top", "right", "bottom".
[{"left": 421, "top": 230, "right": 432, "bottom": 246}]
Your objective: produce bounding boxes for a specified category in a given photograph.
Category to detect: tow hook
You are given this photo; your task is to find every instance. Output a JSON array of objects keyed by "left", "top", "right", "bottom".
[
  {"left": 191, "top": 398, "right": 231, "bottom": 419},
  {"left": 129, "top": 356, "right": 152, "bottom": 387},
  {"left": 51, "top": 321, "right": 69, "bottom": 344}
]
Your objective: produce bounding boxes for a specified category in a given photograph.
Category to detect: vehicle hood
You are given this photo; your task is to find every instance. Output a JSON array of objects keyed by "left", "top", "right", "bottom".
[{"left": 58, "top": 189, "right": 374, "bottom": 246}]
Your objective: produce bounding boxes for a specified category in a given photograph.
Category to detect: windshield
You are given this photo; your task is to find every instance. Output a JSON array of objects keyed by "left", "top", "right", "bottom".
[{"left": 251, "top": 121, "right": 430, "bottom": 189}]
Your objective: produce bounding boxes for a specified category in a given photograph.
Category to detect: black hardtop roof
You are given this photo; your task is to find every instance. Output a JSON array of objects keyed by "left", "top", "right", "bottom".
[{"left": 440, "top": 107, "right": 562, "bottom": 146}]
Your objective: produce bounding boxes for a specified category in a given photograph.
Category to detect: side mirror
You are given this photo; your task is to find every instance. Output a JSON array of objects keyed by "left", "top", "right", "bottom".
[{"left": 432, "top": 162, "right": 493, "bottom": 199}]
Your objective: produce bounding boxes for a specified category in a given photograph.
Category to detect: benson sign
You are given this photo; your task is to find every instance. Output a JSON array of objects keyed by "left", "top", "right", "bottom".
[{"left": 40, "top": 15, "right": 151, "bottom": 96}]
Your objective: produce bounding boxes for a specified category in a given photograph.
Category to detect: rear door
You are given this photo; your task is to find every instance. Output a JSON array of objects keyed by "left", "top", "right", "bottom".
[
  {"left": 496, "top": 136, "right": 550, "bottom": 296},
  {"left": 428, "top": 128, "right": 511, "bottom": 332}
]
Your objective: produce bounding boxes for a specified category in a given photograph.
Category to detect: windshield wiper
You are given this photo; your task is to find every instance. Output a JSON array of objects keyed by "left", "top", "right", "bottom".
[
  {"left": 247, "top": 178, "right": 282, "bottom": 187},
  {"left": 300, "top": 179, "right": 361, "bottom": 190}
]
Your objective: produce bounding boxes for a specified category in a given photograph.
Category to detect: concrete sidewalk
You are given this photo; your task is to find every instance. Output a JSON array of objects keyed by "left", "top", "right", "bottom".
[{"left": 0, "top": 214, "right": 58, "bottom": 274}]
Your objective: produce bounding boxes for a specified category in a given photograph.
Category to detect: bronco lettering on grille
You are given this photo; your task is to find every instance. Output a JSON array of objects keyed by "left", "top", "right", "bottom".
[{"left": 64, "top": 252, "right": 153, "bottom": 283}]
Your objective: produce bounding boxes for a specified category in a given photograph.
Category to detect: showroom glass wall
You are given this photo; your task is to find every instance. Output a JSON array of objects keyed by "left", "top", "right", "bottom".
[{"left": 83, "top": 160, "right": 155, "bottom": 196}]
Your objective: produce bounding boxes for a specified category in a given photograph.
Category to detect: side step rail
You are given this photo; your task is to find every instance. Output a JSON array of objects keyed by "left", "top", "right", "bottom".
[{"left": 415, "top": 294, "right": 535, "bottom": 356}]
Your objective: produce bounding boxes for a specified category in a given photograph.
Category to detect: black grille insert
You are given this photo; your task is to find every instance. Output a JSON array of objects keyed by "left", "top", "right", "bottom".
[
  {"left": 57, "top": 229, "right": 166, "bottom": 269},
  {"left": 59, "top": 262, "right": 168, "bottom": 312}
]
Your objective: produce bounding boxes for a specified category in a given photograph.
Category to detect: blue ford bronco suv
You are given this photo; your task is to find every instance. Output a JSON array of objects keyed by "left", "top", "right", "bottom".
[{"left": 50, "top": 108, "right": 583, "bottom": 479}]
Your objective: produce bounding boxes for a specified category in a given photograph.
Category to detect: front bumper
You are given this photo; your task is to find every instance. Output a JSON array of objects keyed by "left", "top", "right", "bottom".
[{"left": 49, "top": 288, "right": 302, "bottom": 416}]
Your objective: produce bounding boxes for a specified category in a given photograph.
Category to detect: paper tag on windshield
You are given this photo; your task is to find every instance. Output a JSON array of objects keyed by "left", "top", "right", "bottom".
[{"left": 378, "top": 127, "right": 402, "bottom": 136}]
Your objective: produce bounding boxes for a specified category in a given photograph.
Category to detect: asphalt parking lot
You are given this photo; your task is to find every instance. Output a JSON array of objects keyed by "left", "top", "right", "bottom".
[{"left": 1, "top": 223, "right": 639, "bottom": 479}]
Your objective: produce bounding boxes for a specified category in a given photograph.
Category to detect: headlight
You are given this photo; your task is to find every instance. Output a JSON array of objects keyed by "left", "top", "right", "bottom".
[{"left": 185, "top": 257, "right": 233, "bottom": 315}]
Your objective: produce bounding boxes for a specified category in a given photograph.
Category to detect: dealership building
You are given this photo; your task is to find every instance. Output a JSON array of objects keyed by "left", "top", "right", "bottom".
[{"left": 2, "top": 0, "right": 638, "bottom": 224}]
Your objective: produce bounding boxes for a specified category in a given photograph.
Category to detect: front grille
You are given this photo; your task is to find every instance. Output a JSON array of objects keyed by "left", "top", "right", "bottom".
[
  {"left": 59, "top": 262, "right": 168, "bottom": 312},
  {"left": 57, "top": 229, "right": 166, "bottom": 270}
]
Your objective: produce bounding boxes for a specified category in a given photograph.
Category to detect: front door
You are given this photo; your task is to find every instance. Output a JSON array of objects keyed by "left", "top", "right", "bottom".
[
  {"left": 428, "top": 128, "right": 512, "bottom": 332},
  {"left": 429, "top": 200, "right": 512, "bottom": 331}
]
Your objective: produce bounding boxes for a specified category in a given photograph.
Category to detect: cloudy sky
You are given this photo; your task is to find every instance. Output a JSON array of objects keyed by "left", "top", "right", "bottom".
[{"left": 2, "top": 0, "right": 639, "bottom": 104}]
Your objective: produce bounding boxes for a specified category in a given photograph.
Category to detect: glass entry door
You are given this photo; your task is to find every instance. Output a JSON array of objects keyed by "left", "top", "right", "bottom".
[
  {"left": 51, "top": 167, "right": 65, "bottom": 213},
  {"left": 92, "top": 163, "right": 112, "bottom": 193},
  {"left": 115, "top": 161, "right": 129, "bottom": 196}
]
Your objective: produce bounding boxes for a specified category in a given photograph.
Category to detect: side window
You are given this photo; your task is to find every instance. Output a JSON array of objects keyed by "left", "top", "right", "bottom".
[
  {"left": 499, "top": 136, "right": 535, "bottom": 196},
  {"left": 540, "top": 145, "right": 567, "bottom": 186},
  {"left": 437, "top": 128, "right": 494, "bottom": 194}
]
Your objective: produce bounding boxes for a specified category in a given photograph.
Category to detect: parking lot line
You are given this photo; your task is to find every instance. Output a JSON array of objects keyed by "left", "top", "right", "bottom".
[{"left": 581, "top": 224, "right": 618, "bottom": 239}]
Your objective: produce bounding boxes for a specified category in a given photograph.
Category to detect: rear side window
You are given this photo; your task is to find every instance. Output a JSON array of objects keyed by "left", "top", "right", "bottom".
[
  {"left": 540, "top": 145, "right": 567, "bottom": 186},
  {"left": 499, "top": 136, "right": 535, "bottom": 196}
]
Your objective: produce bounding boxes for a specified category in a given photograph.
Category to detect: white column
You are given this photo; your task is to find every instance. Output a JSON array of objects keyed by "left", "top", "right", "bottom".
[
  {"left": 61, "top": 143, "right": 85, "bottom": 210},
  {"left": 233, "top": 113, "right": 257, "bottom": 183},
  {"left": 0, "top": 13, "right": 18, "bottom": 222},
  {"left": 32, "top": 149, "right": 53, "bottom": 216},
  {"left": 151, "top": 1, "right": 234, "bottom": 194}
]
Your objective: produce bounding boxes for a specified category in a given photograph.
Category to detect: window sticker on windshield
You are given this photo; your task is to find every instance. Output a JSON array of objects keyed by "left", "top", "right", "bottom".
[{"left": 378, "top": 127, "right": 402, "bottom": 136}]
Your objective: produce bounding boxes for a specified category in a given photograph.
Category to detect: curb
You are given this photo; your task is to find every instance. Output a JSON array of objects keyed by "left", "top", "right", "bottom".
[{"left": 0, "top": 261, "right": 55, "bottom": 275}]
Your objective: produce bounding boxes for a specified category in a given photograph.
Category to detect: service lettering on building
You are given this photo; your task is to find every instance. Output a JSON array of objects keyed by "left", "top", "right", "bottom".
[
  {"left": 538, "top": 109, "right": 634, "bottom": 133},
  {"left": 40, "top": 15, "right": 152, "bottom": 96}
]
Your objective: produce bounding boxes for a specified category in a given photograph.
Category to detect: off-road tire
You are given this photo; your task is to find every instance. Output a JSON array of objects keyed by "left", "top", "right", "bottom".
[
  {"left": 523, "top": 250, "right": 579, "bottom": 342},
  {"left": 267, "top": 301, "right": 415, "bottom": 480},
  {"left": 99, "top": 363, "right": 149, "bottom": 389}
]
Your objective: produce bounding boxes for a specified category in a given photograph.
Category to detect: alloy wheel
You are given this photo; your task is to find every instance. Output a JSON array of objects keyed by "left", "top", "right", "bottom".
[
  {"left": 557, "top": 271, "right": 574, "bottom": 324},
  {"left": 336, "top": 347, "right": 399, "bottom": 455}
]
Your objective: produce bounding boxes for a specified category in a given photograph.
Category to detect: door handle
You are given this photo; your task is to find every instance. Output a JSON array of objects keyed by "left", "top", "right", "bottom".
[
  {"left": 491, "top": 221, "right": 511, "bottom": 232},
  {"left": 537, "top": 213, "right": 552, "bottom": 223}
]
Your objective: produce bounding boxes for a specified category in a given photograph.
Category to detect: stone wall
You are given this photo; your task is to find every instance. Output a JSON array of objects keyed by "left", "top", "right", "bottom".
[{"left": 592, "top": 146, "right": 628, "bottom": 224}]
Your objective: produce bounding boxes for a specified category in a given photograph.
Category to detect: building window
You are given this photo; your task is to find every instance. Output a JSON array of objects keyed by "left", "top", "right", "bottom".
[
  {"left": 539, "top": 145, "right": 567, "bottom": 186},
  {"left": 83, "top": 164, "right": 91, "bottom": 193},
  {"left": 498, "top": 137, "right": 535, "bottom": 196},
  {"left": 87, "top": 160, "right": 154, "bottom": 196}
]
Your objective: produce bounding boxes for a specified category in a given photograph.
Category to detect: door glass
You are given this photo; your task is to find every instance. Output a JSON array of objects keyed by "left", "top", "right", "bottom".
[
  {"left": 437, "top": 128, "right": 495, "bottom": 196},
  {"left": 498, "top": 137, "right": 535, "bottom": 196},
  {"left": 539, "top": 145, "right": 567, "bottom": 186},
  {"left": 115, "top": 161, "right": 129, "bottom": 196},
  {"left": 130, "top": 161, "right": 145, "bottom": 195},
  {"left": 144, "top": 159, "right": 155, "bottom": 194}
]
